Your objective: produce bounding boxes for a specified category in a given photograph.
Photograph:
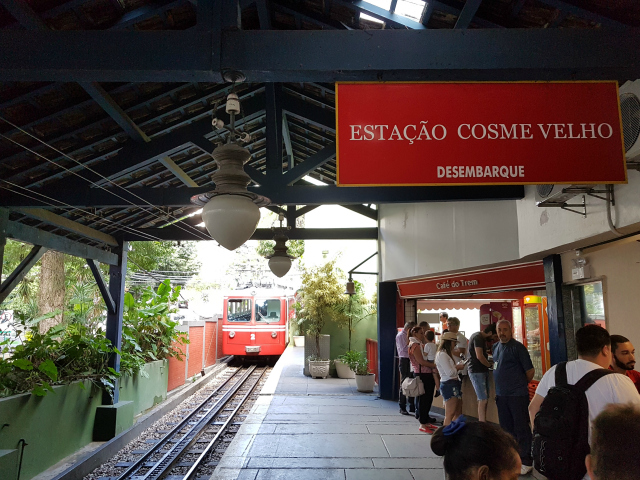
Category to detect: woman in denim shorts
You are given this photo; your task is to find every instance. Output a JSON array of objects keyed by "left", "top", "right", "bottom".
[{"left": 435, "top": 332, "right": 465, "bottom": 426}]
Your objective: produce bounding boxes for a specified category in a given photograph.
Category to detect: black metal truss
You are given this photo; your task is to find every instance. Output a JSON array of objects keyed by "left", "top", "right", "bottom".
[{"left": 1, "top": 28, "right": 640, "bottom": 82}]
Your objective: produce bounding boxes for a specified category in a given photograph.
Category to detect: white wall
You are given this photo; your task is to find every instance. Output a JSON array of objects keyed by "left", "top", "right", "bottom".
[
  {"left": 517, "top": 170, "right": 640, "bottom": 258},
  {"left": 380, "top": 170, "right": 640, "bottom": 282},
  {"left": 379, "top": 201, "right": 520, "bottom": 281}
]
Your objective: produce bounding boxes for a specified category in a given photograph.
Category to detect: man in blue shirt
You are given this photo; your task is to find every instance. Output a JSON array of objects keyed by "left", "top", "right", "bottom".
[{"left": 492, "top": 319, "right": 536, "bottom": 475}]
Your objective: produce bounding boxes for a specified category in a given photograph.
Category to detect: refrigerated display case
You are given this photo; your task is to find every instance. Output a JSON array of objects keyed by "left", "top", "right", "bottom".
[{"left": 522, "top": 295, "right": 550, "bottom": 381}]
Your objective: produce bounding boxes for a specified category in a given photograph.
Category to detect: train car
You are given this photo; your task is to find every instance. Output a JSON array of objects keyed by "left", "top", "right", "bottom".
[{"left": 221, "top": 289, "right": 296, "bottom": 359}]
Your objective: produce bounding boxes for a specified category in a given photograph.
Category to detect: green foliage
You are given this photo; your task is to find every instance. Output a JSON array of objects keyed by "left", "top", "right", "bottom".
[
  {"left": 122, "top": 280, "right": 189, "bottom": 370},
  {"left": 0, "top": 312, "right": 120, "bottom": 398},
  {"left": 294, "top": 260, "right": 346, "bottom": 357},
  {"left": 340, "top": 350, "right": 369, "bottom": 376},
  {"left": 307, "top": 354, "right": 331, "bottom": 363},
  {"left": 332, "top": 280, "right": 377, "bottom": 351},
  {"left": 256, "top": 239, "right": 305, "bottom": 258},
  {"left": 128, "top": 241, "right": 201, "bottom": 276},
  {"left": 0, "top": 280, "right": 188, "bottom": 399}
]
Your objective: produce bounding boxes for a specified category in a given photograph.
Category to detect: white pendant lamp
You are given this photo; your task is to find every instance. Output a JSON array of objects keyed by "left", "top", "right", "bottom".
[
  {"left": 191, "top": 93, "right": 270, "bottom": 250},
  {"left": 266, "top": 213, "right": 296, "bottom": 277}
]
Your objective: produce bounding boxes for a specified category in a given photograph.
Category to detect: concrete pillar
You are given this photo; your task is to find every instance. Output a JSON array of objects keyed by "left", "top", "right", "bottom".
[
  {"left": 544, "top": 254, "right": 568, "bottom": 365},
  {"left": 378, "top": 281, "right": 398, "bottom": 400}
]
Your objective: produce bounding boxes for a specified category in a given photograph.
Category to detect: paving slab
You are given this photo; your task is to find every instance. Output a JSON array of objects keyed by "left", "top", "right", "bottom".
[
  {"left": 247, "top": 458, "right": 374, "bottom": 469},
  {"left": 273, "top": 423, "right": 369, "bottom": 434},
  {"left": 381, "top": 434, "right": 439, "bottom": 458},
  {"left": 254, "top": 469, "right": 346, "bottom": 480},
  {"left": 345, "top": 469, "right": 414, "bottom": 480}
]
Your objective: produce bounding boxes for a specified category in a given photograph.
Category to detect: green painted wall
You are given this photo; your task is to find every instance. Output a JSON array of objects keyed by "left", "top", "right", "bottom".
[
  {"left": 321, "top": 314, "right": 378, "bottom": 375},
  {"left": 0, "top": 380, "right": 102, "bottom": 480},
  {"left": 119, "top": 360, "right": 168, "bottom": 416},
  {"left": 0, "top": 361, "right": 168, "bottom": 480}
]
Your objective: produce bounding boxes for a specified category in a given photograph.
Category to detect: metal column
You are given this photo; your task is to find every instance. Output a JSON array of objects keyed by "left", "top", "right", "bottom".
[
  {"left": 0, "top": 209, "right": 8, "bottom": 283},
  {"left": 103, "top": 241, "right": 128, "bottom": 405},
  {"left": 377, "top": 281, "right": 398, "bottom": 400},
  {"left": 544, "top": 254, "right": 568, "bottom": 365}
]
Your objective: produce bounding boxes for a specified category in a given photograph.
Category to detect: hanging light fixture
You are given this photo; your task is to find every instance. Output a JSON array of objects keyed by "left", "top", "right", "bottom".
[
  {"left": 266, "top": 212, "right": 296, "bottom": 277},
  {"left": 345, "top": 275, "right": 356, "bottom": 296},
  {"left": 191, "top": 92, "right": 270, "bottom": 250}
]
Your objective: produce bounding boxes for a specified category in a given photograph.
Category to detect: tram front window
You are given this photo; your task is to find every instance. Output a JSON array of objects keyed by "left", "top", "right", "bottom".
[
  {"left": 227, "top": 299, "right": 252, "bottom": 322},
  {"left": 255, "top": 299, "right": 280, "bottom": 323}
]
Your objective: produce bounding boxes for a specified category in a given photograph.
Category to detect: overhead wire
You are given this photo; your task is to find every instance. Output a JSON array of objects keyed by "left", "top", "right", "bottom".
[
  {"left": 0, "top": 116, "right": 213, "bottom": 241},
  {"left": 0, "top": 130, "right": 211, "bottom": 242},
  {"left": 0, "top": 180, "right": 163, "bottom": 242},
  {"left": 0, "top": 131, "right": 212, "bottom": 242}
]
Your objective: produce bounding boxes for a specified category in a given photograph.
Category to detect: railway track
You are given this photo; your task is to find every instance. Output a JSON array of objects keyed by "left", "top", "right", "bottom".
[{"left": 87, "top": 365, "right": 269, "bottom": 480}]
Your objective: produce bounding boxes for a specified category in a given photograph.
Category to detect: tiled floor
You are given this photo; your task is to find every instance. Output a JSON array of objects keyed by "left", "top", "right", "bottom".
[{"left": 212, "top": 346, "right": 534, "bottom": 480}]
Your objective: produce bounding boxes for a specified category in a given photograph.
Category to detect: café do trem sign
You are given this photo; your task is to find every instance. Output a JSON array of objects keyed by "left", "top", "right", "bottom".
[{"left": 335, "top": 82, "right": 627, "bottom": 186}]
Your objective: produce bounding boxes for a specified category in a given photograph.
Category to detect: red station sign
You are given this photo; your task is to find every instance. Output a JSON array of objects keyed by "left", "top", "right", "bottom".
[
  {"left": 396, "top": 262, "right": 546, "bottom": 299},
  {"left": 336, "top": 82, "right": 627, "bottom": 186}
]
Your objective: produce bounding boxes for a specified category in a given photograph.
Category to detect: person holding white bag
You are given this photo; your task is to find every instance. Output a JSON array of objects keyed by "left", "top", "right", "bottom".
[
  {"left": 407, "top": 326, "right": 438, "bottom": 432},
  {"left": 436, "top": 331, "right": 466, "bottom": 426}
]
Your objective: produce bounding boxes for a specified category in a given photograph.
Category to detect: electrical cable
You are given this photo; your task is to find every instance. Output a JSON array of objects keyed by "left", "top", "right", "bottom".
[
  {"left": 0, "top": 117, "right": 212, "bottom": 241},
  {"left": 0, "top": 180, "right": 162, "bottom": 242},
  {"left": 0, "top": 181, "right": 161, "bottom": 241},
  {"left": 606, "top": 184, "right": 624, "bottom": 237},
  {"left": 0, "top": 131, "right": 210, "bottom": 242},
  {"left": 127, "top": 257, "right": 188, "bottom": 301}
]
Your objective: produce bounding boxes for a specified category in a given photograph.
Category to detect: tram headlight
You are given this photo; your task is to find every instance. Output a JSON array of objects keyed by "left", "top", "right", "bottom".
[
  {"left": 271, "top": 331, "right": 277, "bottom": 338},
  {"left": 229, "top": 331, "right": 235, "bottom": 338}
]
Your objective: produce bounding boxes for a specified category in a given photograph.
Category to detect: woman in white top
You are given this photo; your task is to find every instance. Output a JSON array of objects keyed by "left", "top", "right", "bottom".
[
  {"left": 435, "top": 331, "right": 466, "bottom": 426},
  {"left": 408, "top": 326, "right": 438, "bottom": 432}
]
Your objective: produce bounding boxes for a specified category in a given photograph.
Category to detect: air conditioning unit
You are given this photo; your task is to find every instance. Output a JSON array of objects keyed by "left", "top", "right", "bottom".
[
  {"left": 620, "top": 80, "right": 640, "bottom": 161},
  {"left": 534, "top": 184, "right": 591, "bottom": 206}
]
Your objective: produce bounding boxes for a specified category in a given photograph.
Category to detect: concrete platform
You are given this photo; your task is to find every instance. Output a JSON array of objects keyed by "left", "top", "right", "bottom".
[
  {"left": 214, "top": 346, "right": 535, "bottom": 480},
  {"left": 214, "top": 346, "right": 444, "bottom": 480}
]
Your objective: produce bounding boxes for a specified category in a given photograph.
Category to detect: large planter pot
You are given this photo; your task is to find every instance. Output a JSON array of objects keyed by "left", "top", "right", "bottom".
[
  {"left": 334, "top": 359, "right": 355, "bottom": 379},
  {"left": 309, "top": 360, "right": 331, "bottom": 379},
  {"left": 293, "top": 335, "right": 305, "bottom": 347},
  {"left": 304, "top": 334, "right": 330, "bottom": 376},
  {"left": 355, "top": 373, "right": 376, "bottom": 392}
]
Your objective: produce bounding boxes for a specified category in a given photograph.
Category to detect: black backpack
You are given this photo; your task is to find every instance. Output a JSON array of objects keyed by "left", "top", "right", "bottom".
[{"left": 533, "top": 362, "right": 614, "bottom": 480}]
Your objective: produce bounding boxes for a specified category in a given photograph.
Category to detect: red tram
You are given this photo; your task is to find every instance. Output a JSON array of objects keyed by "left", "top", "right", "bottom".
[{"left": 221, "top": 289, "right": 296, "bottom": 358}]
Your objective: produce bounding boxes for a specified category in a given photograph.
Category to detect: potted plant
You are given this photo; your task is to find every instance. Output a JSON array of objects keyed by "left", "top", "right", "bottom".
[
  {"left": 294, "top": 260, "right": 345, "bottom": 375},
  {"left": 307, "top": 354, "right": 331, "bottom": 379},
  {"left": 335, "top": 350, "right": 359, "bottom": 379},
  {"left": 344, "top": 350, "right": 376, "bottom": 392}
]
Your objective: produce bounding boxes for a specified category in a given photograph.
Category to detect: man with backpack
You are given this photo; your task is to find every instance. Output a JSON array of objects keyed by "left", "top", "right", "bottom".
[{"left": 528, "top": 325, "right": 640, "bottom": 480}]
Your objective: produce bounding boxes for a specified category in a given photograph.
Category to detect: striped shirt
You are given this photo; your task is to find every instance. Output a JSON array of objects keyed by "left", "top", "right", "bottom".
[{"left": 396, "top": 330, "right": 409, "bottom": 358}]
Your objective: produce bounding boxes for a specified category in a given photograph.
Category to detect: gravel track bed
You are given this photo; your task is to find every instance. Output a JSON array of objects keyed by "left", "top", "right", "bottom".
[{"left": 83, "top": 366, "right": 271, "bottom": 480}]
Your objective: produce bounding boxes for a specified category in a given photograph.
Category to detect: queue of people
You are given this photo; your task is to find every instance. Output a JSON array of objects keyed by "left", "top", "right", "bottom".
[{"left": 397, "top": 316, "right": 640, "bottom": 479}]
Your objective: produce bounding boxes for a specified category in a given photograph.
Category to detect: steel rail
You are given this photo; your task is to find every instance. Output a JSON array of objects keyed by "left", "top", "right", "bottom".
[
  {"left": 139, "top": 365, "right": 259, "bottom": 480},
  {"left": 114, "top": 367, "right": 244, "bottom": 480},
  {"left": 183, "top": 367, "right": 268, "bottom": 480}
]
